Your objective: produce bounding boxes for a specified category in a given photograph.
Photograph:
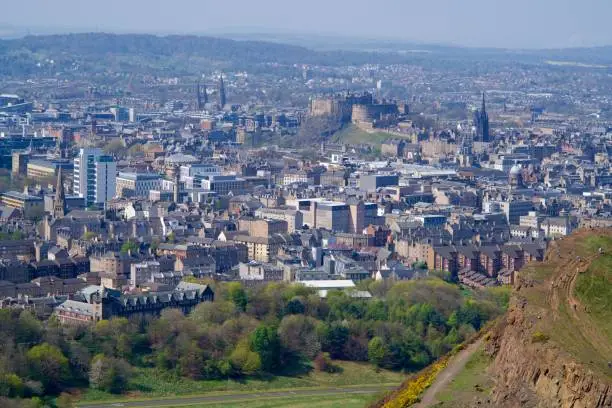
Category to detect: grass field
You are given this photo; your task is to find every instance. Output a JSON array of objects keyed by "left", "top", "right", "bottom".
[
  {"left": 434, "top": 345, "right": 493, "bottom": 406},
  {"left": 80, "top": 361, "right": 404, "bottom": 402},
  {"left": 142, "top": 394, "right": 375, "bottom": 408}
]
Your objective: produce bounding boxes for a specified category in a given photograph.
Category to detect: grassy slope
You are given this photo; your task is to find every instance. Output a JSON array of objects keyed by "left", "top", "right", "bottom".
[
  {"left": 331, "top": 124, "right": 411, "bottom": 146},
  {"left": 433, "top": 344, "right": 494, "bottom": 407},
  {"left": 574, "top": 239, "right": 612, "bottom": 343},
  {"left": 80, "top": 360, "right": 404, "bottom": 402}
]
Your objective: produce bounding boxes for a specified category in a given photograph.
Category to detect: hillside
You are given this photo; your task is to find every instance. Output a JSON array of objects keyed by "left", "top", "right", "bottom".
[
  {"left": 378, "top": 228, "right": 612, "bottom": 408},
  {"left": 4, "top": 33, "right": 612, "bottom": 78},
  {"left": 482, "top": 228, "right": 612, "bottom": 407},
  {"left": 0, "top": 33, "right": 425, "bottom": 77},
  {"left": 331, "top": 124, "right": 412, "bottom": 146}
]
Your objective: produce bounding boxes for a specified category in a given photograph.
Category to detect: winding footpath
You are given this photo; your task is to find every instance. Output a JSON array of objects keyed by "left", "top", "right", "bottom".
[{"left": 413, "top": 337, "right": 485, "bottom": 408}]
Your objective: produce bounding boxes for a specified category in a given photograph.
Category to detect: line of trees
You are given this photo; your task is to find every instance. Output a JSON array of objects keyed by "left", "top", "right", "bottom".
[{"left": 0, "top": 278, "right": 509, "bottom": 406}]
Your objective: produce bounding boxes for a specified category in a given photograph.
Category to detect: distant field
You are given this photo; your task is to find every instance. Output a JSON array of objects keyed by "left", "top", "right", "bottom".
[
  {"left": 152, "top": 393, "right": 374, "bottom": 408},
  {"left": 545, "top": 60, "right": 608, "bottom": 68},
  {"left": 80, "top": 360, "right": 404, "bottom": 402}
]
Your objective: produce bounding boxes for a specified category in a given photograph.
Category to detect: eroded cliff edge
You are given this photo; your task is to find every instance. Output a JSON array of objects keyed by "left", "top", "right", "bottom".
[{"left": 485, "top": 229, "right": 611, "bottom": 408}]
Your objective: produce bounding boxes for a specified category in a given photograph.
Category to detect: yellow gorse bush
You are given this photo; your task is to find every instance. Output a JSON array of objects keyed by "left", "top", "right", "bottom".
[{"left": 383, "top": 357, "right": 449, "bottom": 408}]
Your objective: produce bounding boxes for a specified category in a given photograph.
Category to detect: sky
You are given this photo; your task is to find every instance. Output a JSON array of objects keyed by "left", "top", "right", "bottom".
[{"left": 1, "top": 0, "right": 611, "bottom": 49}]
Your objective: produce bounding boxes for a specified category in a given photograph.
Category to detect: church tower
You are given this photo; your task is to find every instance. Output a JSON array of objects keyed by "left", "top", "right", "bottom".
[
  {"left": 218, "top": 75, "right": 227, "bottom": 108},
  {"left": 473, "top": 92, "right": 490, "bottom": 142},
  {"left": 53, "top": 168, "right": 66, "bottom": 218},
  {"left": 202, "top": 83, "right": 208, "bottom": 105},
  {"left": 173, "top": 167, "right": 180, "bottom": 204},
  {"left": 196, "top": 80, "right": 203, "bottom": 111}
]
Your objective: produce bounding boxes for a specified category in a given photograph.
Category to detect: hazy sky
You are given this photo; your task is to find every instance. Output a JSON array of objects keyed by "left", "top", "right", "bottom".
[{"left": 2, "top": 0, "right": 611, "bottom": 49}]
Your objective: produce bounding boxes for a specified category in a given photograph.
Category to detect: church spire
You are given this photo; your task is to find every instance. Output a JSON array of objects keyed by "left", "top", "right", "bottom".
[
  {"left": 196, "top": 80, "right": 202, "bottom": 111},
  {"left": 53, "top": 168, "right": 66, "bottom": 218},
  {"left": 481, "top": 92, "right": 486, "bottom": 113},
  {"left": 218, "top": 75, "right": 227, "bottom": 108}
]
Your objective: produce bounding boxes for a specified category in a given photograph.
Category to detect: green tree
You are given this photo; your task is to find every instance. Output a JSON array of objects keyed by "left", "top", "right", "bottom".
[
  {"left": 367, "top": 336, "right": 387, "bottom": 367},
  {"left": 15, "top": 311, "right": 43, "bottom": 345},
  {"left": 227, "top": 282, "right": 248, "bottom": 312},
  {"left": 250, "top": 325, "right": 281, "bottom": 372},
  {"left": 120, "top": 240, "right": 139, "bottom": 254},
  {"left": 26, "top": 343, "right": 70, "bottom": 393},
  {"left": 284, "top": 296, "right": 306, "bottom": 315},
  {"left": 229, "top": 342, "right": 261, "bottom": 376},
  {"left": 0, "top": 373, "right": 25, "bottom": 398},
  {"left": 321, "top": 322, "right": 349, "bottom": 359},
  {"left": 81, "top": 231, "right": 98, "bottom": 241},
  {"left": 278, "top": 315, "right": 321, "bottom": 361}
]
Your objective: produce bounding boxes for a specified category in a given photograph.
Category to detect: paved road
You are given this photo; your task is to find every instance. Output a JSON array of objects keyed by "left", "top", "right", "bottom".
[
  {"left": 78, "top": 386, "right": 392, "bottom": 408},
  {"left": 414, "top": 337, "right": 485, "bottom": 408}
]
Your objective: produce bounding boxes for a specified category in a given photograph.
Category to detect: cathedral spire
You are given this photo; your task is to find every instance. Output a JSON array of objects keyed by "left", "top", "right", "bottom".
[
  {"left": 53, "top": 168, "right": 66, "bottom": 218},
  {"left": 481, "top": 92, "right": 486, "bottom": 113},
  {"left": 196, "top": 80, "right": 202, "bottom": 111},
  {"left": 218, "top": 74, "right": 227, "bottom": 108}
]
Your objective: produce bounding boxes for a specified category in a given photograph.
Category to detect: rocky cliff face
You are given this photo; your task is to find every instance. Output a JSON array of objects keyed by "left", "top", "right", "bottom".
[
  {"left": 484, "top": 231, "right": 612, "bottom": 408},
  {"left": 486, "top": 301, "right": 611, "bottom": 407}
]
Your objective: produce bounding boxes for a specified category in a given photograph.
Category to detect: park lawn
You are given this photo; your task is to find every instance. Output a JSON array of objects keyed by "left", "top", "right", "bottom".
[
  {"left": 434, "top": 345, "right": 493, "bottom": 405},
  {"left": 141, "top": 394, "right": 375, "bottom": 408},
  {"left": 80, "top": 360, "right": 404, "bottom": 402}
]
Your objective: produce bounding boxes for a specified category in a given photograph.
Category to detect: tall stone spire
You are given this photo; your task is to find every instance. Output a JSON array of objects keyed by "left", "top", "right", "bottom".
[
  {"left": 218, "top": 75, "right": 227, "bottom": 108},
  {"left": 53, "top": 168, "right": 66, "bottom": 218},
  {"left": 196, "top": 80, "right": 203, "bottom": 111},
  {"left": 173, "top": 166, "right": 180, "bottom": 204},
  {"left": 482, "top": 91, "right": 486, "bottom": 113},
  {"left": 202, "top": 83, "right": 208, "bottom": 105}
]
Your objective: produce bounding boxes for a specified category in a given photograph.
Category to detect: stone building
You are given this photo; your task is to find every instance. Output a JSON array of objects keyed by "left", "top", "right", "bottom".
[{"left": 55, "top": 282, "right": 214, "bottom": 324}]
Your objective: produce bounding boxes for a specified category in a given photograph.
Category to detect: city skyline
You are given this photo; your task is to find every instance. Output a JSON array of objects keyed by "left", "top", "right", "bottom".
[{"left": 1, "top": 0, "right": 612, "bottom": 49}]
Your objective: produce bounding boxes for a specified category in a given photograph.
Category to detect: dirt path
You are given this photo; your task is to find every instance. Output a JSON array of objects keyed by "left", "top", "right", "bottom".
[{"left": 413, "top": 337, "right": 485, "bottom": 408}]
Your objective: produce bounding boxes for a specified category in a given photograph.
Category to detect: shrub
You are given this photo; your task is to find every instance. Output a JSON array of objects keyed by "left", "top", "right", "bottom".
[
  {"left": 89, "top": 355, "right": 132, "bottom": 394},
  {"left": 313, "top": 352, "right": 340, "bottom": 373},
  {"left": 531, "top": 331, "right": 550, "bottom": 343}
]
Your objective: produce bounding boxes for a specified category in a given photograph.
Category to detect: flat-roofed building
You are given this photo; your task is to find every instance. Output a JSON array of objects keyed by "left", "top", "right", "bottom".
[
  {"left": 0, "top": 191, "right": 44, "bottom": 219},
  {"left": 27, "top": 159, "right": 73, "bottom": 182},
  {"left": 73, "top": 148, "right": 116, "bottom": 205},
  {"left": 359, "top": 174, "right": 399, "bottom": 192},
  {"left": 12, "top": 151, "right": 29, "bottom": 175},
  {"left": 301, "top": 200, "right": 350, "bottom": 232},
  {"left": 238, "top": 217, "right": 288, "bottom": 237},
  {"left": 116, "top": 172, "right": 162, "bottom": 198},
  {"left": 233, "top": 234, "right": 285, "bottom": 263},
  {"left": 200, "top": 175, "right": 246, "bottom": 195},
  {"left": 254, "top": 208, "right": 303, "bottom": 233}
]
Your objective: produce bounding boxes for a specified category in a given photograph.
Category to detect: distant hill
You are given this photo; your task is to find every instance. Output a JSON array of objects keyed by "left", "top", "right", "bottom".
[
  {"left": 0, "top": 33, "right": 428, "bottom": 77},
  {"left": 2, "top": 32, "right": 612, "bottom": 78}
]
